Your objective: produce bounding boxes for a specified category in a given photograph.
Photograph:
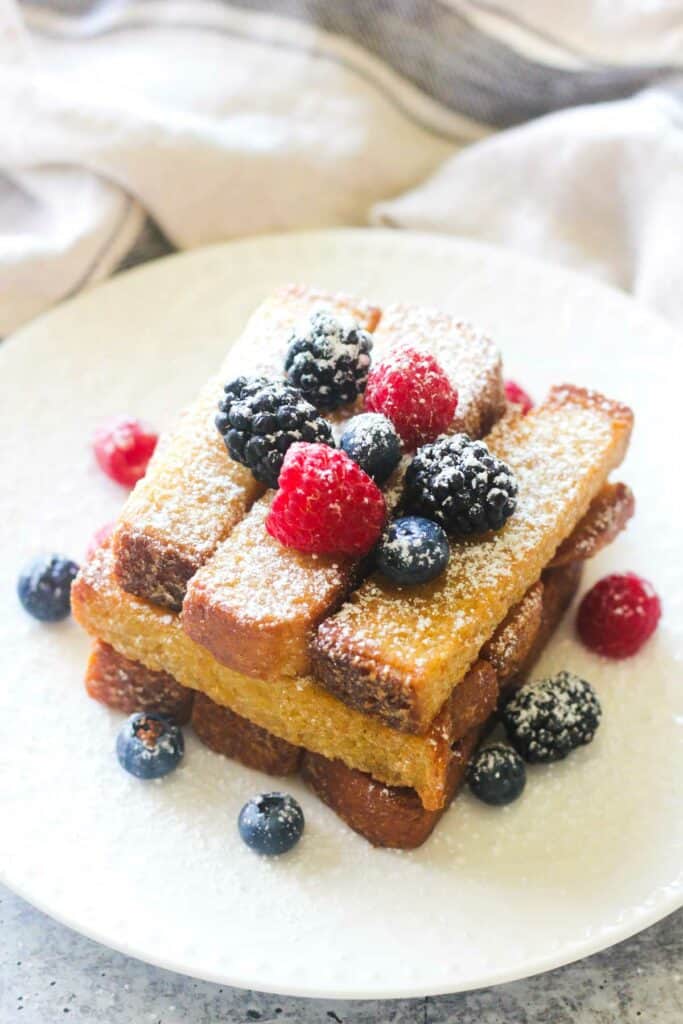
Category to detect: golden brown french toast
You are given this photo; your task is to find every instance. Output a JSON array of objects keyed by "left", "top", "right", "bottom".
[
  {"left": 112, "top": 286, "right": 381, "bottom": 610},
  {"left": 182, "top": 308, "right": 505, "bottom": 679},
  {"left": 85, "top": 640, "right": 195, "bottom": 724},
  {"left": 311, "top": 385, "right": 633, "bottom": 733},
  {"left": 549, "top": 481, "right": 634, "bottom": 568},
  {"left": 191, "top": 692, "right": 302, "bottom": 775},
  {"left": 79, "top": 558, "right": 582, "bottom": 847},
  {"left": 301, "top": 730, "right": 481, "bottom": 850},
  {"left": 73, "top": 546, "right": 507, "bottom": 809}
]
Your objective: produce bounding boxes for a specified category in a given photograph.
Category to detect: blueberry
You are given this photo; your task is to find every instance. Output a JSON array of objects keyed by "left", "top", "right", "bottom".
[
  {"left": 238, "top": 793, "right": 305, "bottom": 856},
  {"left": 467, "top": 744, "right": 526, "bottom": 806},
  {"left": 17, "top": 554, "right": 79, "bottom": 622},
  {"left": 340, "top": 413, "right": 401, "bottom": 484},
  {"left": 116, "top": 712, "right": 184, "bottom": 780},
  {"left": 376, "top": 516, "right": 449, "bottom": 585}
]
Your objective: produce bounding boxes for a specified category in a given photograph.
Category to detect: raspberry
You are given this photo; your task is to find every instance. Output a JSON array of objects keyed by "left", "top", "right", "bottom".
[
  {"left": 364, "top": 345, "right": 458, "bottom": 450},
  {"left": 86, "top": 521, "right": 115, "bottom": 560},
  {"left": 577, "top": 572, "right": 661, "bottom": 659},
  {"left": 266, "top": 443, "right": 386, "bottom": 555},
  {"left": 93, "top": 417, "right": 158, "bottom": 487},
  {"left": 504, "top": 380, "right": 534, "bottom": 415}
]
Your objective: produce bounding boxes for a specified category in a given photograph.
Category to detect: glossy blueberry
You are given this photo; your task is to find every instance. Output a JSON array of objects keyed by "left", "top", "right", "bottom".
[
  {"left": 467, "top": 743, "right": 526, "bottom": 806},
  {"left": 116, "top": 712, "right": 184, "bottom": 780},
  {"left": 375, "top": 516, "right": 449, "bottom": 585},
  {"left": 340, "top": 413, "right": 402, "bottom": 484},
  {"left": 238, "top": 792, "right": 305, "bottom": 856},
  {"left": 17, "top": 554, "right": 80, "bottom": 622}
]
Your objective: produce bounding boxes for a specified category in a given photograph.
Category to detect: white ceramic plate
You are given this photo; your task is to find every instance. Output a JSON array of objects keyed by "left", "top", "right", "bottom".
[{"left": 1, "top": 230, "right": 682, "bottom": 1000}]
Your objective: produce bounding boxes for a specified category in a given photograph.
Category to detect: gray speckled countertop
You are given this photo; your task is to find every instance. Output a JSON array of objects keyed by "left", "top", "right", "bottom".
[{"left": 2, "top": 886, "right": 681, "bottom": 1022}]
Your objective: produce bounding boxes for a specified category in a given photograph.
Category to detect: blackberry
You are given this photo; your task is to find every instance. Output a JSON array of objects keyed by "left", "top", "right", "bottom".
[
  {"left": 467, "top": 743, "right": 526, "bottom": 806},
  {"left": 404, "top": 434, "right": 518, "bottom": 536},
  {"left": 216, "top": 376, "right": 333, "bottom": 488},
  {"left": 284, "top": 311, "right": 373, "bottom": 411},
  {"left": 502, "top": 671, "right": 601, "bottom": 763}
]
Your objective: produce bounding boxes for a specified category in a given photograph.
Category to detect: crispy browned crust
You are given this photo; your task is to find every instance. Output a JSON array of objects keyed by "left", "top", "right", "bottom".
[
  {"left": 308, "top": 640, "right": 421, "bottom": 731},
  {"left": 546, "top": 383, "right": 634, "bottom": 432},
  {"left": 301, "top": 727, "right": 482, "bottom": 850},
  {"left": 550, "top": 482, "right": 634, "bottom": 568},
  {"left": 480, "top": 581, "right": 544, "bottom": 681},
  {"left": 191, "top": 692, "right": 302, "bottom": 775},
  {"left": 113, "top": 526, "right": 201, "bottom": 612},
  {"left": 505, "top": 560, "right": 584, "bottom": 693},
  {"left": 433, "top": 660, "right": 499, "bottom": 750},
  {"left": 85, "top": 640, "right": 195, "bottom": 724}
]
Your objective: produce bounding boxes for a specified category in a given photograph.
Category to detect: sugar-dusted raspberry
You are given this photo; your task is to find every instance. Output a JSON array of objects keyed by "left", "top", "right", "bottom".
[
  {"left": 266, "top": 443, "right": 386, "bottom": 555},
  {"left": 364, "top": 345, "right": 458, "bottom": 450},
  {"left": 86, "top": 521, "right": 115, "bottom": 560},
  {"left": 93, "top": 417, "right": 158, "bottom": 487},
  {"left": 504, "top": 380, "right": 534, "bottom": 415},
  {"left": 577, "top": 572, "right": 661, "bottom": 659}
]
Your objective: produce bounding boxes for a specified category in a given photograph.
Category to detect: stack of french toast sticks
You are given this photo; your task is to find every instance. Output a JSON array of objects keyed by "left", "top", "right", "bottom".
[{"left": 72, "top": 285, "right": 635, "bottom": 848}]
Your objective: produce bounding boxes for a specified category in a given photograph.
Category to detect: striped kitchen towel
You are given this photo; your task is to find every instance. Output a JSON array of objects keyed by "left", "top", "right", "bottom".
[{"left": 1, "top": 0, "right": 682, "bottom": 333}]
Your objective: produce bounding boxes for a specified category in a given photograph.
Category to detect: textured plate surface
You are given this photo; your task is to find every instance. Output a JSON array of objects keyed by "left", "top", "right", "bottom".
[{"left": 1, "top": 230, "right": 682, "bottom": 999}]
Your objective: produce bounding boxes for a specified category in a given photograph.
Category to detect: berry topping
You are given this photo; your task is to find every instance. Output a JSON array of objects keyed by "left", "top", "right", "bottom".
[
  {"left": 376, "top": 516, "right": 449, "bottom": 586},
  {"left": 86, "top": 521, "right": 115, "bottom": 560},
  {"left": 404, "top": 434, "right": 518, "bottom": 536},
  {"left": 238, "top": 792, "right": 305, "bottom": 856},
  {"left": 284, "top": 311, "right": 373, "bottom": 411},
  {"left": 340, "top": 412, "right": 402, "bottom": 484},
  {"left": 17, "top": 554, "right": 79, "bottom": 622},
  {"left": 364, "top": 345, "right": 458, "bottom": 450},
  {"left": 93, "top": 417, "right": 158, "bottom": 487},
  {"left": 216, "top": 377, "right": 334, "bottom": 488},
  {"left": 577, "top": 572, "right": 661, "bottom": 659},
  {"left": 266, "top": 443, "right": 386, "bottom": 555},
  {"left": 116, "top": 712, "right": 184, "bottom": 779},
  {"left": 502, "top": 671, "right": 601, "bottom": 763},
  {"left": 504, "top": 380, "right": 534, "bottom": 414},
  {"left": 467, "top": 743, "right": 526, "bottom": 806}
]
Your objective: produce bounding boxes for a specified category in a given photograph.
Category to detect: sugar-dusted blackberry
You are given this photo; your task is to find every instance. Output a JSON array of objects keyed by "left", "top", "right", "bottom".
[
  {"left": 284, "top": 311, "right": 373, "bottom": 411},
  {"left": 502, "top": 671, "right": 602, "bottom": 763},
  {"left": 467, "top": 743, "right": 526, "bottom": 806},
  {"left": 215, "top": 376, "right": 333, "bottom": 488},
  {"left": 404, "top": 434, "right": 518, "bottom": 536}
]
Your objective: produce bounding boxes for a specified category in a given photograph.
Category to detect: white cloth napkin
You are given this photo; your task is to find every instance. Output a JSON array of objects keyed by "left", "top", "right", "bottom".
[{"left": 2, "top": 0, "right": 682, "bottom": 335}]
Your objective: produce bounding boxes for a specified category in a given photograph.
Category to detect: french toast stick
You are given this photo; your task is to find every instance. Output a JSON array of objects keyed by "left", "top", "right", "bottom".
[
  {"left": 311, "top": 386, "right": 633, "bottom": 733},
  {"left": 113, "top": 286, "right": 380, "bottom": 610},
  {"left": 182, "top": 307, "right": 505, "bottom": 678}
]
